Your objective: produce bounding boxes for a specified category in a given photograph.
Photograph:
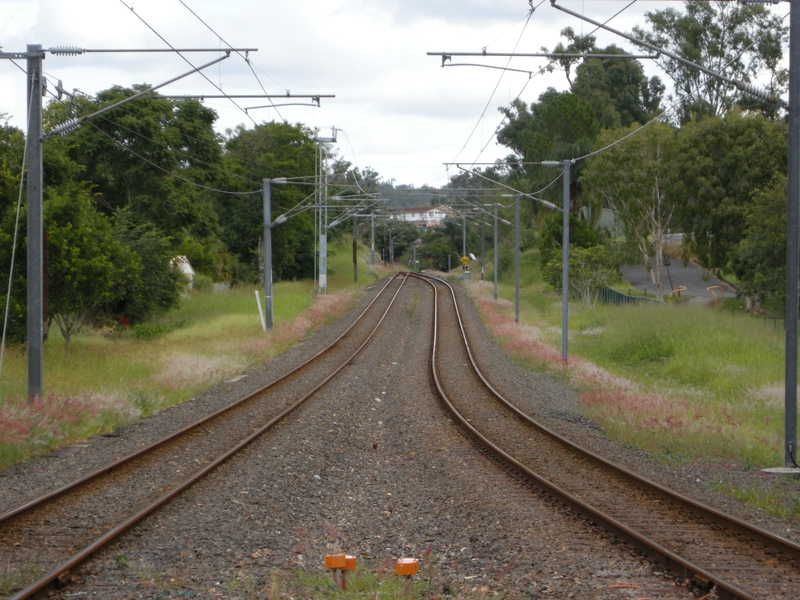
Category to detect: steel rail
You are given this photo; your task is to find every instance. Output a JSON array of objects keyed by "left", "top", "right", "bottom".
[
  {"left": 11, "top": 273, "right": 411, "bottom": 600},
  {"left": 415, "top": 273, "right": 797, "bottom": 600},
  {"left": 0, "top": 273, "right": 403, "bottom": 527},
  {"left": 425, "top": 273, "right": 800, "bottom": 564}
]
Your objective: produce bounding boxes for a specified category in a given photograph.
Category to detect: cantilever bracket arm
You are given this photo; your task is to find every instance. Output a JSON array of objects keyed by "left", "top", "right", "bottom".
[{"left": 44, "top": 52, "right": 232, "bottom": 139}]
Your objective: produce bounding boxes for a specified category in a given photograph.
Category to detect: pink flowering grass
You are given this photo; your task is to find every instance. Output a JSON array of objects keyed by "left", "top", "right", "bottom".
[
  {"left": 468, "top": 283, "right": 781, "bottom": 466},
  {"left": 0, "top": 392, "right": 134, "bottom": 468},
  {"left": 0, "top": 285, "right": 360, "bottom": 470}
]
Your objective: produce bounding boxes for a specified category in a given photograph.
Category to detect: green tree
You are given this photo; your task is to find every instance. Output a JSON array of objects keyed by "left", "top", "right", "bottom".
[
  {"left": 216, "top": 121, "right": 317, "bottom": 282},
  {"left": 729, "top": 175, "right": 787, "bottom": 312},
  {"left": 47, "top": 88, "right": 230, "bottom": 279},
  {"left": 548, "top": 29, "right": 664, "bottom": 129},
  {"left": 45, "top": 186, "right": 140, "bottom": 349},
  {"left": 0, "top": 119, "right": 27, "bottom": 344},
  {"left": 538, "top": 211, "right": 600, "bottom": 270},
  {"left": 498, "top": 92, "right": 599, "bottom": 164},
  {"left": 633, "top": 1, "right": 787, "bottom": 123},
  {"left": 673, "top": 110, "right": 787, "bottom": 272},
  {"left": 543, "top": 245, "right": 621, "bottom": 309},
  {"left": 581, "top": 121, "right": 676, "bottom": 302},
  {"left": 111, "top": 210, "right": 182, "bottom": 324}
]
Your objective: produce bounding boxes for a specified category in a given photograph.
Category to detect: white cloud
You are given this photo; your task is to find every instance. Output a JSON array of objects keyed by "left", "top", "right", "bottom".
[{"left": 0, "top": 1, "right": 788, "bottom": 187}]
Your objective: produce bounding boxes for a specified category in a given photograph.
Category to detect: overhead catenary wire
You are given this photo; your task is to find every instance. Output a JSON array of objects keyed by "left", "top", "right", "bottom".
[
  {"left": 175, "top": 0, "right": 288, "bottom": 123},
  {"left": 117, "top": 0, "right": 257, "bottom": 125},
  {"left": 0, "top": 79, "right": 34, "bottom": 384},
  {"left": 569, "top": 8, "right": 790, "bottom": 165},
  {"left": 448, "top": 0, "right": 639, "bottom": 180},
  {"left": 448, "top": 5, "right": 537, "bottom": 167}
]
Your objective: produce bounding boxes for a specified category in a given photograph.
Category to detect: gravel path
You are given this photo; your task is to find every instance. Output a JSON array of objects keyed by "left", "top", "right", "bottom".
[{"left": 1, "top": 275, "right": 797, "bottom": 599}]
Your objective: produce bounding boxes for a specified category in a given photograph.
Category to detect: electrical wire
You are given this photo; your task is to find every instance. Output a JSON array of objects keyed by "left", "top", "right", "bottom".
[
  {"left": 449, "top": 6, "right": 537, "bottom": 166},
  {"left": 450, "top": 0, "right": 638, "bottom": 183},
  {"left": 0, "top": 78, "right": 34, "bottom": 383},
  {"left": 85, "top": 118, "right": 262, "bottom": 195},
  {"left": 41, "top": 81, "right": 319, "bottom": 185},
  {"left": 117, "top": 0, "right": 257, "bottom": 125},
  {"left": 572, "top": 8, "right": 790, "bottom": 165},
  {"left": 176, "top": 0, "right": 287, "bottom": 123}
]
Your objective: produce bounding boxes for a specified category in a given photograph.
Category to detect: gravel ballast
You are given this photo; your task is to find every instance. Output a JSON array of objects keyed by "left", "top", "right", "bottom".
[{"left": 1, "top": 275, "right": 796, "bottom": 599}]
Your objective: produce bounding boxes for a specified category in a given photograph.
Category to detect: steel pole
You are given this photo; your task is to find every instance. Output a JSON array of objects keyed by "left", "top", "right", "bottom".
[
  {"left": 263, "top": 179, "right": 273, "bottom": 329},
  {"left": 494, "top": 204, "right": 499, "bottom": 302},
  {"left": 515, "top": 194, "right": 520, "bottom": 323},
  {"left": 370, "top": 211, "right": 375, "bottom": 265},
  {"left": 785, "top": 0, "right": 800, "bottom": 468},
  {"left": 462, "top": 213, "right": 467, "bottom": 258},
  {"left": 413, "top": 244, "right": 417, "bottom": 273},
  {"left": 481, "top": 210, "right": 485, "bottom": 281},
  {"left": 26, "top": 44, "right": 44, "bottom": 401},
  {"left": 562, "top": 161, "right": 571, "bottom": 363},
  {"left": 353, "top": 214, "right": 358, "bottom": 283}
]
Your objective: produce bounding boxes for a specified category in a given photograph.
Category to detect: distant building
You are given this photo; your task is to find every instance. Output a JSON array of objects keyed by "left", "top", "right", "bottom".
[
  {"left": 170, "top": 255, "right": 195, "bottom": 288},
  {"left": 394, "top": 205, "right": 451, "bottom": 227}
]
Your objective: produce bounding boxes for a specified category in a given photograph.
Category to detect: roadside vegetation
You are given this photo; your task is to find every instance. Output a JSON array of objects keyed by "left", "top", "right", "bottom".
[
  {"left": 460, "top": 243, "right": 800, "bottom": 519},
  {"left": 0, "top": 242, "right": 389, "bottom": 469}
]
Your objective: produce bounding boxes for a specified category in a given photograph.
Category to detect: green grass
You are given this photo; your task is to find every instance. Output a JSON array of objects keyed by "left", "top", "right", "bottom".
[
  {"left": 473, "top": 246, "right": 789, "bottom": 469},
  {"left": 0, "top": 240, "right": 388, "bottom": 469}
]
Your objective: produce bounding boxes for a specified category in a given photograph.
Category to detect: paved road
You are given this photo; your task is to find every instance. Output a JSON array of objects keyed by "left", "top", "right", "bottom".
[{"left": 620, "top": 259, "right": 736, "bottom": 300}]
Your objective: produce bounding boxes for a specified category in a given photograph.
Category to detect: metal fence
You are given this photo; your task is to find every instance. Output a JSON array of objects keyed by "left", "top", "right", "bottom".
[{"left": 600, "top": 287, "right": 661, "bottom": 307}]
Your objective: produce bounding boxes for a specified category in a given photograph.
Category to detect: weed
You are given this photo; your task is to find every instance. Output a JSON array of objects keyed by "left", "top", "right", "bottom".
[
  {"left": 0, "top": 563, "right": 43, "bottom": 596},
  {"left": 114, "top": 553, "right": 130, "bottom": 570}
]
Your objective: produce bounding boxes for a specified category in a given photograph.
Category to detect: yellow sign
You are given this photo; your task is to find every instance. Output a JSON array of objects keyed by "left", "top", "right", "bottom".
[{"left": 461, "top": 255, "right": 470, "bottom": 265}]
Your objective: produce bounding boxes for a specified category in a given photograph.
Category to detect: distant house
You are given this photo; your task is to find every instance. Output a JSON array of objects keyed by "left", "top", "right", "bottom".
[
  {"left": 394, "top": 205, "right": 450, "bottom": 227},
  {"left": 170, "top": 255, "right": 195, "bottom": 288}
]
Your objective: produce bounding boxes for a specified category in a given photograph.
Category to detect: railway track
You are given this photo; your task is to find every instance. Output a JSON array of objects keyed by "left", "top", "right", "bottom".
[
  {"left": 0, "top": 273, "right": 410, "bottom": 600},
  {"left": 416, "top": 272, "right": 800, "bottom": 600}
]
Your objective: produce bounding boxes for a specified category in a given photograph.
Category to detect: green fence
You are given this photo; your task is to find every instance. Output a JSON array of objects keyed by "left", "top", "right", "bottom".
[{"left": 601, "top": 287, "right": 661, "bottom": 307}]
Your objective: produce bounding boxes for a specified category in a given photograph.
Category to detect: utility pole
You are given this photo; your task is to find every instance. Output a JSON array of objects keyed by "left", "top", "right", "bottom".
[
  {"left": 390, "top": 229, "right": 394, "bottom": 269},
  {"left": 26, "top": 44, "right": 44, "bottom": 401},
  {"left": 785, "top": 0, "right": 799, "bottom": 468},
  {"left": 315, "top": 128, "right": 337, "bottom": 294},
  {"left": 515, "top": 193, "right": 520, "bottom": 323},
  {"left": 352, "top": 214, "right": 358, "bottom": 283},
  {"left": 480, "top": 209, "right": 485, "bottom": 281},
  {"left": 493, "top": 204, "right": 499, "bottom": 302},
  {"left": 3, "top": 44, "right": 258, "bottom": 401},
  {"left": 263, "top": 178, "right": 287, "bottom": 330},
  {"left": 561, "top": 161, "right": 571, "bottom": 362}
]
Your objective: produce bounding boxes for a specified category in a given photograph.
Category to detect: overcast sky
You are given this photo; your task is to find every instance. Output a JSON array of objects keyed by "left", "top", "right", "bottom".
[{"left": 0, "top": 1, "right": 789, "bottom": 188}]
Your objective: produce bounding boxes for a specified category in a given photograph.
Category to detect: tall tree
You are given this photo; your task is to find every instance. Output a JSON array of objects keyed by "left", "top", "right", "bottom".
[
  {"left": 672, "top": 110, "right": 787, "bottom": 272},
  {"left": 45, "top": 186, "right": 140, "bottom": 349},
  {"left": 47, "top": 87, "right": 229, "bottom": 279},
  {"left": 581, "top": 121, "right": 676, "bottom": 302},
  {"left": 633, "top": 1, "right": 787, "bottom": 123},
  {"left": 548, "top": 28, "right": 664, "bottom": 129},
  {"left": 216, "top": 122, "right": 317, "bottom": 282},
  {"left": 729, "top": 175, "right": 787, "bottom": 312}
]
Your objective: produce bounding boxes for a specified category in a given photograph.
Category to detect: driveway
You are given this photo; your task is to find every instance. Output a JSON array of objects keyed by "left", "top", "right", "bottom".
[{"left": 620, "top": 259, "right": 737, "bottom": 300}]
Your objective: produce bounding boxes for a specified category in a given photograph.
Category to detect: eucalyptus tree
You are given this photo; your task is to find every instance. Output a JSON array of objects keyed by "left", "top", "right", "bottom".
[
  {"left": 581, "top": 121, "right": 676, "bottom": 302},
  {"left": 632, "top": 1, "right": 787, "bottom": 122}
]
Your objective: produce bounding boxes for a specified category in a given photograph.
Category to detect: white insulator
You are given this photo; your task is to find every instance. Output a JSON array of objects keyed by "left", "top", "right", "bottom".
[
  {"left": 736, "top": 81, "right": 774, "bottom": 103},
  {"left": 48, "top": 46, "right": 84, "bottom": 56},
  {"left": 51, "top": 118, "right": 82, "bottom": 136}
]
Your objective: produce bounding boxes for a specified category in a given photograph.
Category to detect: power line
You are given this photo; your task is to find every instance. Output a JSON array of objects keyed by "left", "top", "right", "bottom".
[
  {"left": 445, "top": 0, "right": 639, "bottom": 183},
  {"left": 176, "top": 0, "right": 287, "bottom": 123},
  {"left": 117, "top": 0, "right": 257, "bottom": 125}
]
